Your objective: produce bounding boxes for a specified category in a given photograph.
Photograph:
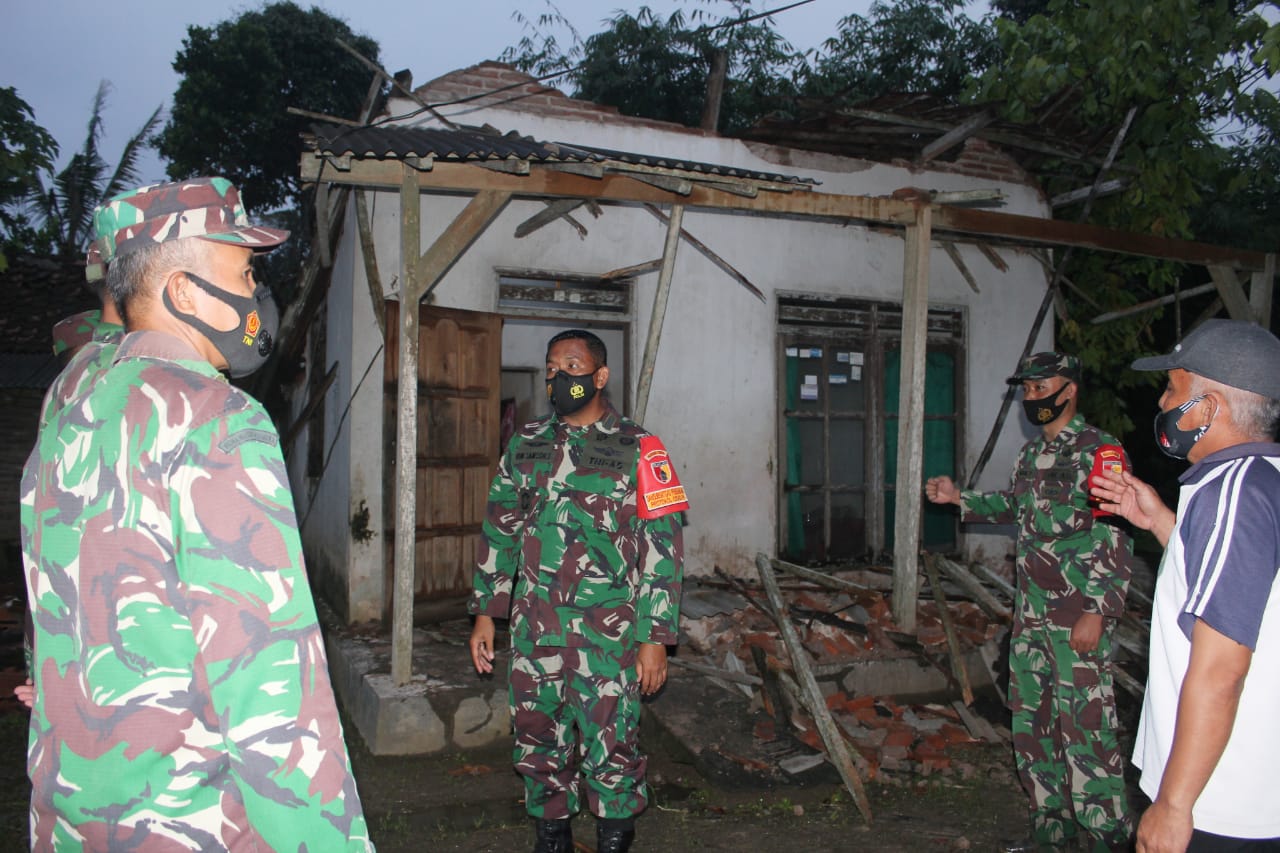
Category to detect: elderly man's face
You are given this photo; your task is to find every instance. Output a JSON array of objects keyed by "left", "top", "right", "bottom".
[
  {"left": 187, "top": 242, "right": 258, "bottom": 333},
  {"left": 1158, "top": 368, "right": 1197, "bottom": 416}
]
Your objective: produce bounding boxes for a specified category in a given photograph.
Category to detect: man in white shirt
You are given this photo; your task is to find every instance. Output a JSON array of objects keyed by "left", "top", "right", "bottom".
[{"left": 1092, "top": 319, "right": 1280, "bottom": 853}]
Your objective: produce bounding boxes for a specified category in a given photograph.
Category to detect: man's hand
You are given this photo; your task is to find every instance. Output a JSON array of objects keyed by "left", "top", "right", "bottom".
[
  {"left": 635, "top": 642, "right": 668, "bottom": 695},
  {"left": 925, "top": 476, "right": 962, "bottom": 506},
  {"left": 469, "top": 615, "right": 496, "bottom": 675},
  {"left": 14, "top": 679, "right": 33, "bottom": 710},
  {"left": 1070, "top": 612, "right": 1104, "bottom": 654},
  {"left": 1091, "top": 468, "right": 1176, "bottom": 546},
  {"left": 1136, "top": 798, "right": 1194, "bottom": 853}
]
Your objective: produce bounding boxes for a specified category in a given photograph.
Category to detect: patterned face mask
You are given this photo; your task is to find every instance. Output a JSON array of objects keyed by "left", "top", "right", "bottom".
[
  {"left": 1153, "top": 395, "right": 1211, "bottom": 460},
  {"left": 546, "top": 368, "right": 599, "bottom": 417},
  {"left": 1021, "top": 386, "right": 1070, "bottom": 427},
  {"left": 165, "top": 271, "right": 279, "bottom": 378}
]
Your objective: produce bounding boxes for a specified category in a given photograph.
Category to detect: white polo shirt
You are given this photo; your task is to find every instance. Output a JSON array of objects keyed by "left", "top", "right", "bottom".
[{"left": 1134, "top": 442, "right": 1280, "bottom": 839}]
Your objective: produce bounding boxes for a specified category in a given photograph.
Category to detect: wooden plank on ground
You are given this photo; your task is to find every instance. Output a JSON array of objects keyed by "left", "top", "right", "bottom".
[
  {"left": 755, "top": 552, "right": 873, "bottom": 823},
  {"left": 951, "top": 699, "right": 1002, "bottom": 742},
  {"left": 924, "top": 554, "right": 974, "bottom": 706}
]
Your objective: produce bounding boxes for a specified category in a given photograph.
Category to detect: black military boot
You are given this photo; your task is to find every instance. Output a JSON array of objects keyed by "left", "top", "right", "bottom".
[
  {"left": 532, "top": 817, "right": 573, "bottom": 853},
  {"left": 596, "top": 817, "right": 636, "bottom": 853}
]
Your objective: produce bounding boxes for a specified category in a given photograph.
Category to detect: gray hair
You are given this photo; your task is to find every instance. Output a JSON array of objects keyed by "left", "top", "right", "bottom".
[
  {"left": 1188, "top": 373, "right": 1280, "bottom": 441},
  {"left": 105, "top": 238, "right": 210, "bottom": 322}
]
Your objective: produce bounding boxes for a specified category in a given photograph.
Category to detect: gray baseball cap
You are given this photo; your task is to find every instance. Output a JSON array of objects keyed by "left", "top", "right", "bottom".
[{"left": 1131, "top": 318, "right": 1280, "bottom": 400}]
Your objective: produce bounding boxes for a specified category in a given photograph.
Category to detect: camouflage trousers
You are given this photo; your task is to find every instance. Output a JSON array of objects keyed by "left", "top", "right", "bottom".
[
  {"left": 509, "top": 643, "right": 646, "bottom": 820},
  {"left": 1009, "top": 612, "right": 1133, "bottom": 851}
]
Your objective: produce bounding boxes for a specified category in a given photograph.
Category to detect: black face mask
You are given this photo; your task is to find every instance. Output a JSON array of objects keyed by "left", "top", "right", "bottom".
[
  {"left": 547, "top": 368, "right": 599, "bottom": 417},
  {"left": 1153, "top": 395, "right": 1211, "bottom": 460},
  {"left": 1021, "top": 385, "right": 1070, "bottom": 427},
  {"left": 164, "top": 271, "right": 278, "bottom": 378}
]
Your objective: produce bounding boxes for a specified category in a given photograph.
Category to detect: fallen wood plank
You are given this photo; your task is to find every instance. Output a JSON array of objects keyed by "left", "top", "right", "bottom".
[
  {"left": 951, "top": 699, "right": 1003, "bottom": 743},
  {"left": 751, "top": 645, "right": 793, "bottom": 722},
  {"left": 936, "top": 556, "right": 1012, "bottom": 624},
  {"left": 1112, "top": 663, "right": 1145, "bottom": 699},
  {"left": 667, "top": 657, "right": 761, "bottom": 686},
  {"left": 774, "top": 667, "right": 872, "bottom": 777},
  {"left": 755, "top": 552, "right": 873, "bottom": 823},
  {"left": 772, "top": 558, "right": 875, "bottom": 592},
  {"left": 925, "top": 554, "right": 974, "bottom": 706},
  {"left": 964, "top": 559, "right": 1016, "bottom": 601}
]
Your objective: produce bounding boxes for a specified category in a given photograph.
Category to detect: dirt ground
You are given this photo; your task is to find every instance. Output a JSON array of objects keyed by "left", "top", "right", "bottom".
[
  {"left": 0, "top": 695, "right": 1067, "bottom": 853},
  {"left": 350, "top": 732, "right": 1034, "bottom": 853}
]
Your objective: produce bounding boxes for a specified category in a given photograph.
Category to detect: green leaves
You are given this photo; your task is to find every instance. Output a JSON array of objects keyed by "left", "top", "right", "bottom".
[{"left": 157, "top": 1, "right": 381, "bottom": 212}]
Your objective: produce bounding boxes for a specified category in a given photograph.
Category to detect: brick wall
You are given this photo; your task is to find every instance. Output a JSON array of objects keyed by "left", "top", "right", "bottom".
[{"left": 898, "top": 137, "right": 1038, "bottom": 189}]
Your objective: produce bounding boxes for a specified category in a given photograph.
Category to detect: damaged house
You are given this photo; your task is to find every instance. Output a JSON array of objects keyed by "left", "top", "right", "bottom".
[
  {"left": 287, "top": 62, "right": 1073, "bottom": 627},
  {"left": 283, "top": 63, "right": 1269, "bottom": 765}
]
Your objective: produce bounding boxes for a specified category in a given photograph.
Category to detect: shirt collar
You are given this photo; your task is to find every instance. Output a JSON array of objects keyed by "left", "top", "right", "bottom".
[
  {"left": 114, "top": 330, "right": 225, "bottom": 381},
  {"left": 551, "top": 399, "right": 620, "bottom": 436},
  {"left": 1180, "top": 441, "right": 1280, "bottom": 484},
  {"left": 1038, "top": 411, "right": 1085, "bottom": 447}
]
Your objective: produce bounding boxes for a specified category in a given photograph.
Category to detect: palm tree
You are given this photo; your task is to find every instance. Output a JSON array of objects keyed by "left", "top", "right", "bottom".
[{"left": 23, "top": 80, "right": 162, "bottom": 258}]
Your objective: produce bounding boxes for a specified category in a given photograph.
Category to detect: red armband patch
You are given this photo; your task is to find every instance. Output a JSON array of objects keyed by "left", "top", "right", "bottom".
[
  {"left": 636, "top": 435, "right": 689, "bottom": 519},
  {"left": 1088, "top": 444, "right": 1126, "bottom": 518}
]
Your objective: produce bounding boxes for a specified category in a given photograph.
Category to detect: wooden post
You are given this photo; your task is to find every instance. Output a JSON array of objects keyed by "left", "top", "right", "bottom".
[
  {"left": 354, "top": 190, "right": 386, "bottom": 339},
  {"left": 391, "top": 163, "right": 422, "bottom": 686},
  {"left": 892, "top": 203, "right": 932, "bottom": 632},
  {"left": 1251, "top": 253, "right": 1275, "bottom": 331},
  {"left": 700, "top": 49, "right": 728, "bottom": 131},
  {"left": 634, "top": 204, "right": 684, "bottom": 423},
  {"left": 755, "top": 553, "right": 873, "bottom": 823}
]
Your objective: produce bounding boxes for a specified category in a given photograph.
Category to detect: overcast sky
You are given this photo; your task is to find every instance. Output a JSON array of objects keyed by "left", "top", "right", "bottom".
[{"left": 5, "top": 0, "right": 990, "bottom": 186}]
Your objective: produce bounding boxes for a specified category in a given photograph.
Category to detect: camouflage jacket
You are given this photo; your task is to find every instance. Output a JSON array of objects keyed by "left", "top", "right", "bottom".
[
  {"left": 39, "top": 320, "right": 123, "bottom": 428},
  {"left": 960, "top": 413, "right": 1132, "bottom": 621},
  {"left": 20, "top": 330, "right": 372, "bottom": 851},
  {"left": 469, "top": 402, "right": 684, "bottom": 653},
  {"left": 50, "top": 308, "right": 119, "bottom": 357}
]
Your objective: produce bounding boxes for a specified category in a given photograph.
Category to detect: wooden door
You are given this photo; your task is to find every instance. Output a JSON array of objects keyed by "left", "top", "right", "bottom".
[{"left": 384, "top": 303, "right": 502, "bottom": 605}]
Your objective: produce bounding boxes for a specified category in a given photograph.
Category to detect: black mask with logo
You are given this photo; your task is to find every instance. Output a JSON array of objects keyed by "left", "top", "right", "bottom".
[
  {"left": 1021, "top": 384, "right": 1071, "bottom": 427},
  {"left": 1153, "top": 395, "right": 1211, "bottom": 460},
  {"left": 164, "top": 271, "right": 279, "bottom": 378},
  {"left": 547, "top": 368, "right": 600, "bottom": 417}
]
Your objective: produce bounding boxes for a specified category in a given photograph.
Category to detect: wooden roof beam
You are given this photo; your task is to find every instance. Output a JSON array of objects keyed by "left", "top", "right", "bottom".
[
  {"left": 300, "top": 157, "right": 1268, "bottom": 271},
  {"left": 919, "top": 110, "right": 995, "bottom": 162}
]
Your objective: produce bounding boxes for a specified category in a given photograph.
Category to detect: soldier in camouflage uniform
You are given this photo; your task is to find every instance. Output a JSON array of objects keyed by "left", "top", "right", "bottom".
[
  {"left": 50, "top": 238, "right": 123, "bottom": 364},
  {"left": 40, "top": 239, "right": 124, "bottom": 428},
  {"left": 469, "top": 329, "right": 687, "bottom": 853},
  {"left": 14, "top": 239, "right": 128, "bottom": 713},
  {"left": 19, "top": 177, "right": 373, "bottom": 851},
  {"left": 927, "top": 352, "right": 1133, "bottom": 851}
]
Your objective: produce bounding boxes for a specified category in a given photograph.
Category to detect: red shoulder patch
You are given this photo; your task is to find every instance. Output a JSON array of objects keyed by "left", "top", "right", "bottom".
[{"left": 636, "top": 435, "right": 689, "bottom": 519}]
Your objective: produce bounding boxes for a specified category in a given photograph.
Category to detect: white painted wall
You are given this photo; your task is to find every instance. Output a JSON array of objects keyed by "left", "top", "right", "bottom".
[{"left": 292, "top": 89, "right": 1054, "bottom": 621}]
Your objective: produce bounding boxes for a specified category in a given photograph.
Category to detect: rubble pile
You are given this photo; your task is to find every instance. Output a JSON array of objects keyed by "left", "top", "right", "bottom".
[{"left": 666, "top": 557, "right": 1013, "bottom": 797}]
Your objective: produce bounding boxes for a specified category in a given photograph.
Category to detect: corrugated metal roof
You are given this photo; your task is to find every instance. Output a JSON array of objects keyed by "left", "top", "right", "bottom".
[
  {"left": 549, "top": 140, "right": 817, "bottom": 186},
  {"left": 307, "top": 124, "right": 604, "bottom": 164},
  {"left": 306, "top": 123, "right": 816, "bottom": 187}
]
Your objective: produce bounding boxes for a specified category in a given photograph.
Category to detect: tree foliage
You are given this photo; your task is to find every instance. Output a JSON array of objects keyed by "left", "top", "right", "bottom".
[
  {"left": 0, "top": 87, "right": 59, "bottom": 270},
  {"left": 157, "top": 2, "right": 380, "bottom": 212},
  {"left": 973, "top": 0, "right": 1279, "bottom": 436},
  {"left": 1, "top": 82, "right": 160, "bottom": 267},
  {"left": 504, "top": 2, "right": 803, "bottom": 133},
  {"left": 802, "top": 0, "right": 998, "bottom": 102}
]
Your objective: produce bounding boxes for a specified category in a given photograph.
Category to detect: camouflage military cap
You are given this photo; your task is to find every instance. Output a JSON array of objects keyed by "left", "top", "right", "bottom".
[
  {"left": 1007, "top": 351, "right": 1081, "bottom": 384},
  {"left": 87, "top": 177, "right": 288, "bottom": 279}
]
